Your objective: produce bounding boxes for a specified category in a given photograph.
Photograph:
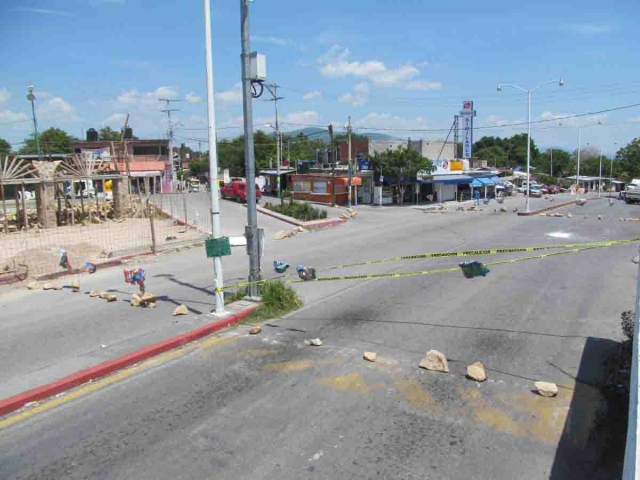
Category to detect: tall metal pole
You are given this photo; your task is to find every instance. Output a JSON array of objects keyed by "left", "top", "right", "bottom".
[
  {"left": 274, "top": 87, "right": 281, "bottom": 198},
  {"left": 204, "top": 0, "right": 225, "bottom": 314},
  {"left": 611, "top": 142, "right": 617, "bottom": 189},
  {"left": 347, "top": 116, "right": 352, "bottom": 208},
  {"left": 550, "top": 148, "right": 553, "bottom": 177},
  {"left": 576, "top": 127, "right": 582, "bottom": 196},
  {"left": 598, "top": 146, "right": 603, "bottom": 198},
  {"left": 525, "top": 90, "right": 532, "bottom": 212},
  {"left": 27, "top": 86, "right": 41, "bottom": 159},
  {"left": 160, "top": 99, "right": 180, "bottom": 192},
  {"left": 240, "top": 0, "right": 260, "bottom": 298}
]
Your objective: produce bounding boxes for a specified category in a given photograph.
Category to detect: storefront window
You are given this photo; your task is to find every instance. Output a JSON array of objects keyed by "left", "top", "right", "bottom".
[
  {"left": 293, "top": 179, "right": 311, "bottom": 192},
  {"left": 313, "top": 180, "right": 327, "bottom": 194}
]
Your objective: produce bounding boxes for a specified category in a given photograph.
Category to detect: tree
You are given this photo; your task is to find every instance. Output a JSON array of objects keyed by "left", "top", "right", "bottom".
[
  {"left": 473, "top": 134, "right": 540, "bottom": 167},
  {"left": 99, "top": 126, "right": 121, "bottom": 141},
  {"left": 0, "top": 137, "right": 11, "bottom": 157},
  {"left": 615, "top": 138, "right": 640, "bottom": 179},
  {"left": 373, "top": 147, "right": 433, "bottom": 205},
  {"left": 18, "top": 128, "right": 75, "bottom": 155},
  {"left": 476, "top": 145, "right": 508, "bottom": 167},
  {"left": 535, "top": 148, "right": 574, "bottom": 177},
  {"left": 188, "top": 159, "right": 209, "bottom": 178}
]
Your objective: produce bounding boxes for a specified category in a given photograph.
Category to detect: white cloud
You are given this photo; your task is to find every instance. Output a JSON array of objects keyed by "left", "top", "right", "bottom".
[
  {"left": 253, "top": 111, "right": 322, "bottom": 129},
  {"left": 0, "top": 88, "right": 10, "bottom": 103},
  {"left": 37, "top": 97, "right": 79, "bottom": 122},
  {"left": 116, "top": 86, "right": 178, "bottom": 111},
  {"left": 317, "top": 45, "right": 439, "bottom": 89},
  {"left": 103, "top": 113, "right": 128, "bottom": 126},
  {"left": 405, "top": 80, "right": 443, "bottom": 91},
  {"left": 185, "top": 92, "right": 202, "bottom": 103},
  {"left": 338, "top": 83, "right": 369, "bottom": 107},
  {"left": 303, "top": 90, "right": 322, "bottom": 101},
  {"left": 352, "top": 112, "right": 430, "bottom": 133},
  {"left": 562, "top": 24, "right": 616, "bottom": 35},
  {"left": 283, "top": 111, "right": 321, "bottom": 126},
  {"left": 0, "top": 111, "right": 28, "bottom": 123},
  {"left": 14, "top": 7, "right": 72, "bottom": 16},
  {"left": 252, "top": 35, "right": 305, "bottom": 50},
  {"left": 216, "top": 83, "right": 243, "bottom": 103}
]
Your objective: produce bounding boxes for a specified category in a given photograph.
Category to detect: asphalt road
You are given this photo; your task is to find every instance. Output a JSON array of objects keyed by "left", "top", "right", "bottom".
[{"left": 1, "top": 197, "right": 639, "bottom": 479}]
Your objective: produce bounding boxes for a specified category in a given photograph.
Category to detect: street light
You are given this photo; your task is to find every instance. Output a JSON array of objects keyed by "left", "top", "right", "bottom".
[
  {"left": 26, "top": 85, "right": 41, "bottom": 160},
  {"left": 497, "top": 78, "right": 563, "bottom": 212}
]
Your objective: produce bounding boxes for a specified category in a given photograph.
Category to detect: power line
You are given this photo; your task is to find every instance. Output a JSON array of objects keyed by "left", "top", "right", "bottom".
[{"left": 280, "top": 101, "right": 640, "bottom": 133}]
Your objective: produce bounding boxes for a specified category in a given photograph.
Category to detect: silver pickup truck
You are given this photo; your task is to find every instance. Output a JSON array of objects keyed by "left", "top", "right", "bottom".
[{"left": 625, "top": 179, "right": 640, "bottom": 204}]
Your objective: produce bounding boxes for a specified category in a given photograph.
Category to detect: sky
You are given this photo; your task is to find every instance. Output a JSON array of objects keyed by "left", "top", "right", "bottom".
[{"left": 1, "top": 0, "right": 639, "bottom": 156}]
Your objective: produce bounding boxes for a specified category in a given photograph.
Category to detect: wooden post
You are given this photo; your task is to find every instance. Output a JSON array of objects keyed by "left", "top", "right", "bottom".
[
  {"left": 21, "top": 182, "right": 28, "bottom": 231},
  {"left": 95, "top": 181, "right": 100, "bottom": 219},
  {"left": 183, "top": 194, "right": 188, "bottom": 228},
  {"left": 1, "top": 182, "right": 7, "bottom": 234},
  {"left": 147, "top": 199, "right": 157, "bottom": 254}
]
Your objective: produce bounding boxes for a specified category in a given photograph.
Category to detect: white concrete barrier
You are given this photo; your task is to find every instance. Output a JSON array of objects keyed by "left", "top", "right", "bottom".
[{"left": 623, "top": 247, "right": 640, "bottom": 480}]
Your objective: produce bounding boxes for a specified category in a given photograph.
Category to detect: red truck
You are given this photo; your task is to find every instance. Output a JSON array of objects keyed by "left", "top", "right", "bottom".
[{"left": 220, "top": 180, "right": 262, "bottom": 203}]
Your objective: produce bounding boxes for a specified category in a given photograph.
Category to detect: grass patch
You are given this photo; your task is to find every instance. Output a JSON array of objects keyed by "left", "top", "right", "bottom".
[
  {"left": 225, "top": 280, "right": 303, "bottom": 323},
  {"left": 264, "top": 200, "right": 328, "bottom": 221},
  {"left": 249, "top": 280, "right": 303, "bottom": 321}
]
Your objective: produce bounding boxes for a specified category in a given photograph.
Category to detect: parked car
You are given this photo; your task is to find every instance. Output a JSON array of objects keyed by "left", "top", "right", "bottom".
[
  {"left": 528, "top": 186, "right": 543, "bottom": 197},
  {"left": 220, "top": 180, "right": 262, "bottom": 203},
  {"left": 547, "top": 185, "right": 561, "bottom": 194},
  {"left": 540, "top": 185, "right": 549, "bottom": 194},
  {"left": 624, "top": 179, "right": 640, "bottom": 204}
]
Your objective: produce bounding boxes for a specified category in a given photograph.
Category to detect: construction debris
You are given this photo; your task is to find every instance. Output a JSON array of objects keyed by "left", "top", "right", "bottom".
[
  {"left": 567, "top": 213, "right": 572, "bottom": 218},
  {"left": 419, "top": 350, "right": 449, "bottom": 373},
  {"left": 633, "top": 256, "right": 639, "bottom": 265},
  {"left": 306, "top": 338, "right": 323, "bottom": 347},
  {"left": 273, "top": 229, "right": 298, "bottom": 240},
  {"left": 173, "top": 304, "right": 189, "bottom": 316},
  {"left": 249, "top": 325, "right": 262, "bottom": 335},
  {"left": 534, "top": 381, "right": 559, "bottom": 397},
  {"left": 466, "top": 362, "right": 487, "bottom": 382},
  {"left": 71, "top": 279, "right": 80, "bottom": 292},
  {"left": 42, "top": 283, "right": 54, "bottom": 290},
  {"left": 363, "top": 351, "right": 377, "bottom": 362},
  {"left": 130, "top": 293, "right": 142, "bottom": 307},
  {"left": 89, "top": 290, "right": 101, "bottom": 297},
  {"left": 101, "top": 293, "right": 118, "bottom": 302},
  {"left": 26, "top": 281, "right": 40, "bottom": 291}
]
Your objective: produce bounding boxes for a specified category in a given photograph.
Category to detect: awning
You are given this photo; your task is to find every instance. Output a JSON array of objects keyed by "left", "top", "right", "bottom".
[
  {"left": 470, "top": 179, "right": 482, "bottom": 187},
  {"left": 490, "top": 176, "right": 504, "bottom": 185},
  {"left": 260, "top": 169, "right": 296, "bottom": 175},
  {"left": 129, "top": 171, "right": 162, "bottom": 177},
  {"left": 419, "top": 174, "right": 473, "bottom": 185},
  {"left": 477, "top": 177, "right": 494, "bottom": 186}
]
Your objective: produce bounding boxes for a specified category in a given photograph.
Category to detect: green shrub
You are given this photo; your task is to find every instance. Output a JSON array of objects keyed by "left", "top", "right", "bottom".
[
  {"left": 264, "top": 200, "right": 327, "bottom": 221},
  {"left": 249, "top": 280, "right": 303, "bottom": 321}
]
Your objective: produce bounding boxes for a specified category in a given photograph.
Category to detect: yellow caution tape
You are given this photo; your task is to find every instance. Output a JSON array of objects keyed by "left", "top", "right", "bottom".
[{"left": 216, "top": 237, "right": 640, "bottom": 292}]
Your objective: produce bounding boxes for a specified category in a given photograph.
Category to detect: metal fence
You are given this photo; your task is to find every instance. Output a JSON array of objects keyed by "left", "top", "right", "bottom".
[{"left": 0, "top": 192, "right": 208, "bottom": 280}]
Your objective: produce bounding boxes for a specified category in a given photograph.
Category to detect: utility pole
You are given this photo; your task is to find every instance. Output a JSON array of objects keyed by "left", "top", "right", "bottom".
[
  {"left": 26, "top": 86, "right": 41, "bottom": 160},
  {"left": 204, "top": 0, "right": 226, "bottom": 314},
  {"left": 287, "top": 141, "right": 290, "bottom": 166},
  {"left": 160, "top": 98, "right": 180, "bottom": 192},
  {"left": 240, "top": 0, "right": 260, "bottom": 298},
  {"left": 453, "top": 115, "right": 459, "bottom": 159},
  {"left": 576, "top": 127, "right": 582, "bottom": 196},
  {"left": 329, "top": 124, "right": 336, "bottom": 206},
  {"left": 598, "top": 146, "right": 603, "bottom": 198},
  {"left": 347, "top": 116, "right": 353, "bottom": 208},
  {"left": 550, "top": 148, "right": 553, "bottom": 177},
  {"left": 264, "top": 83, "right": 284, "bottom": 197}
]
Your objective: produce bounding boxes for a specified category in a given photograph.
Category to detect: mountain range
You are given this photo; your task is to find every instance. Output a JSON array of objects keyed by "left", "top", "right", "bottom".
[{"left": 283, "top": 127, "right": 400, "bottom": 144}]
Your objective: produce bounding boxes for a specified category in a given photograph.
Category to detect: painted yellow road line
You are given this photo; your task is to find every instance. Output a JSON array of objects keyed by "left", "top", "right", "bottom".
[{"left": 0, "top": 335, "right": 236, "bottom": 430}]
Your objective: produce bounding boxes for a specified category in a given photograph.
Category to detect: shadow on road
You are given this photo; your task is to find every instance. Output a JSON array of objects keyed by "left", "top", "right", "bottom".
[{"left": 549, "top": 336, "right": 626, "bottom": 480}]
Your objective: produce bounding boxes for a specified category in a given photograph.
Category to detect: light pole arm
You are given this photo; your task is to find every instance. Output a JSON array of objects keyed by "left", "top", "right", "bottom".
[
  {"left": 532, "top": 78, "right": 562, "bottom": 92},
  {"left": 498, "top": 83, "right": 528, "bottom": 94}
]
